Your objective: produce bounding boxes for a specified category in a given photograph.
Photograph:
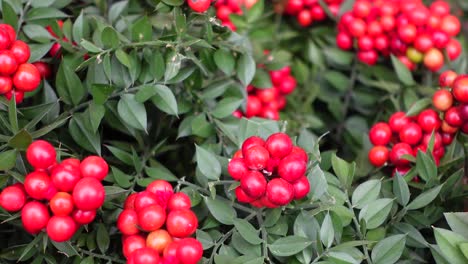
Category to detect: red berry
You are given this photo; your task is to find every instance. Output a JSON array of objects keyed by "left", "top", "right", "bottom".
[
  {"left": 227, "top": 158, "right": 249, "bottom": 180},
  {"left": 399, "top": 122, "right": 423, "bottom": 145},
  {"left": 128, "top": 247, "right": 160, "bottom": 264},
  {"left": 0, "top": 28, "right": 11, "bottom": 50},
  {"left": 176, "top": 238, "right": 203, "bottom": 264},
  {"left": 216, "top": 5, "right": 232, "bottom": 21},
  {"left": 336, "top": 32, "right": 353, "bottom": 50},
  {"left": 46, "top": 215, "right": 77, "bottom": 242},
  {"left": 167, "top": 192, "right": 192, "bottom": 211},
  {"left": 72, "top": 209, "right": 96, "bottom": 225},
  {"left": 278, "top": 75, "right": 296, "bottom": 95},
  {"left": 417, "top": 109, "right": 441, "bottom": 132},
  {"left": 80, "top": 156, "right": 109, "bottom": 180},
  {"left": 0, "top": 75, "right": 12, "bottom": 94},
  {"left": 445, "top": 106, "right": 462, "bottom": 127},
  {"left": 266, "top": 178, "right": 294, "bottom": 206},
  {"left": 26, "top": 140, "right": 56, "bottom": 170},
  {"left": 430, "top": 1, "right": 450, "bottom": 17},
  {"left": 422, "top": 132, "right": 443, "bottom": 149},
  {"left": 414, "top": 34, "right": 433, "bottom": 53},
  {"left": 146, "top": 180, "right": 174, "bottom": 197},
  {"left": 0, "top": 184, "right": 26, "bottom": 212},
  {"left": 123, "top": 235, "right": 146, "bottom": 259},
  {"left": 235, "top": 187, "right": 256, "bottom": 203},
  {"left": 244, "top": 145, "right": 270, "bottom": 170},
  {"left": 398, "top": 24, "right": 417, "bottom": 43},
  {"left": 292, "top": 176, "right": 310, "bottom": 200},
  {"left": 265, "top": 133, "right": 293, "bottom": 158},
  {"left": 72, "top": 177, "right": 105, "bottom": 211},
  {"left": 357, "top": 50, "right": 378, "bottom": 65},
  {"left": 13, "top": 63, "right": 41, "bottom": 92},
  {"left": 50, "top": 192, "right": 74, "bottom": 216},
  {"left": 246, "top": 95, "right": 262, "bottom": 117},
  {"left": 369, "top": 122, "right": 392, "bottom": 145},
  {"left": 441, "top": 132, "right": 454, "bottom": 145},
  {"left": 439, "top": 70, "right": 458, "bottom": 87},
  {"left": 440, "top": 15, "right": 460, "bottom": 36},
  {"left": 21, "top": 201, "right": 50, "bottom": 234},
  {"left": 389, "top": 142, "right": 413, "bottom": 166},
  {"left": 117, "top": 209, "right": 139, "bottom": 235},
  {"left": 51, "top": 164, "right": 81, "bottom": 192},
  {"left": 9, "top": 40, "right": 30, "bottom": 64},
  {"left": 24, "top": 171, "right": 52, "bottom": 200},
  {"left": 432, "top": 89, "right": 453, "bottom": 111},
  {"left": 0, "top": 24, "right": 16, "bottom": 42},
  {"left": 166, "top": 209, "right": 198, "bottom": 238},
  {"left": 368, "top": 146, "right": 389, "bottom": 167},
  {"left": 137, "top": 204, "right": 166, "bottom": 232},
  {"left": 278, "top": 154, "right": 307, "bottom": 182},
  {"left": 0, "top": 50, "right": 17, "bottom": 75},
  {"left": 446, "top": 38, "right": 462, "bottom": 60},
  {"left": 4, "top": 90, "right": 24, "bottom": 103},
  {"left": 297, "top": 9, "right": 313, "bottom": 27},
  {"left": 358, "top": 35, "right": 374, "bottom": 51},
  {"left": 353, "top": 1, "right": 371, "bottom": 18},
  {"left": 32, "top": 61, "right": 52, "bottom": 79},
  {"left": 240, "top": 171, "right": 267, "bottom": 199},
  {"left": 432, "top": 30, "right": 450, "bottom": 49},
  {"left": 187, "top": 0, "right": 211, "bottom": 13},
  {"left": 423, "top": 48, "right": 444, "bottom": 72},
  {"left": 348, "top": 18, "right": 366, "bottom": 37},
  {"left": 134, "top": 191, "right": 158, "bottom": 211},
  {"left": 124, "top": 193, "right": 138, "bottom": 210}
]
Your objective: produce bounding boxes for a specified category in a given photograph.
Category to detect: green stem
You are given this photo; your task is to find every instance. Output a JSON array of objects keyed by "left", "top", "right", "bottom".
[
  {"left": 336, "top": 59, "right": 358, "bottom": 141},
  {"left": 345, "top": 193, "right": 373, "bottom": 264},
  {"left": 77, "top": 248, "right": 125, "bottom": 263},
  {"left": 16, "top": 0, "right": 32, "bottom": 32},
  {"left": 256, "top": 209, "right": 270, "bottom": 263}
]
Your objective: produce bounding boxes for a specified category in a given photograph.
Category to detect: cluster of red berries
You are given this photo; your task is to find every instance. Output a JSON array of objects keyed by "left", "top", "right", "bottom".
[
  {"left": 214, "top": 0, "right": 257, "bottom": 31},
  {"left": 0, "top": 23, "right": 41, "bottom": 103},
  {"left": 367, "top": 108, "right": 450, "bottom": 178},
  {"left": 432, "top": 71, "right": 468, "bottom": 136},
  {"left": 283, "top": 0, "right": 343, "bottom": 27},
  {"left": 117, "top": 180, "right": 203, "bottom": 264},
  {"left": 0, "top": 140, "right": 108, "bottom": 242},
  {"left": 228, "top": 133, "right": 310, "bottom": 208},
  {"left": 336, "top": 0, "right": 462, "bottom": 70},
  {"left": 233, "top": 66, "right": 296, "bottom": 120}
]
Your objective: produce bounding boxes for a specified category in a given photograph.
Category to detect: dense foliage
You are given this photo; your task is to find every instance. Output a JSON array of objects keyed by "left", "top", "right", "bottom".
[{"left": 0, "top": 0, "right": 467, "bottom": 263}]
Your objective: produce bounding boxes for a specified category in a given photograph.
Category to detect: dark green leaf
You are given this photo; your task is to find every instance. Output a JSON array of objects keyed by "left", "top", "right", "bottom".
[
  {"left": 212, "top": 97, "right": 243, "bottom": 119},
  {"left": 416, "top": 150, "right": 437, "bottom": 182},
  {"left": 69, "top": 115, "right": 101, "bottom": 154},
  {"left": 56, "top": 61, "right": 85, "bottom": 105},
  {"left": 391, "top": 55, "right": 415, "bottom": 86},
  {"left": 358, "top": 198, "right": 393, "bottom": 229},
  {"left": 371, "top": 234, "right": 406, "bottom": 264},
  {"left": 237, "top": 53, "right": 256, "bottom": 86},
  {"left": 91, "top": 84, "right": 115, "bottom": 105},
  {"left": 214, "top": 49, "right": 235, "bottom": 75},
  {"left": 8, "top": 130, "right": 32, "bottom": 150},
  {"left": 2, "top": 1, "right": 17, "bottom": 30},
  {"left": 331, "top": 154, "right": 355, "bottom": 188},
  {"left": 117, "top": 94, "right": 147, "bottom": 132},
  {"left": 251, "top": 68, "right": 272, "bottom": 89},
  {"left": 233, "top": 218, "right": 262, "bottom": 245},
  {"left": 0, "top": 150, "right": 17, "bottom": 171},
  {"left": 352, "top": 179, "right": 381, "bottom": 209},
  {"left": 407, "top": 185, "right": 443, "bottom": 210},
  {"left": 147, "top": 85, "right": 178, "bottom": 115},
  {"left": 406, "top": 98, "right": 431, "bottom": 117},
  {"left": 97, "top": 224, "right": 109, "bottom": 253},
  {"left": 268, "top": 236, "right": 312, "bottom": 257},
  {"left": 26, "top": 7, "right": 68, "bottom": 21},
  {"left": 101, "top": 27, "right": 120, "bottom": 49},
  {"left": 145, "top": 166, "right": 178, "bottom": 181},
  {"left": 393, "top": 175, "right": 410, "bottom": 206},
  {"left": 131, "top": 16, "right": 152, "bottom": 42},
  {"left": 320, "top": 212, "right": 334, "bottom": 248},
  {"left": 204, "top": 197, "right": 236, "bottom": 225},
  {"left": 195, "top": 145, "right": 221, "bottom": 180}
]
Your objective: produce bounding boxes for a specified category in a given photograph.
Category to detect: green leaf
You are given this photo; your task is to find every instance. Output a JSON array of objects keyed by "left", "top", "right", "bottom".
[
  {"left": 406, "top": 98, "right": 431, "bottom": 117},
  {"left": 106, "top": 145, "right": 133, "bottom": 165},
  {"left": 268, "top": 236, "right": 312, "bottom": 257},
  {"left": 407, "top": 185, "right": 443, "bottom": 210},
  {"left": 308, "top": 165, "right": 327, "bottom": 199},
  {"left": 434, "top": 227, "right": 467, "bottom": 264},
  {"left": 460, "top": 243, "right": 468, "bottom": 260},
  {"left": 251, "top": 68, "right": 272, "bottom": 89},
  {"left": 233, "top": 218, "right": 262, "bottom": 245},
  {"left": 2, "top": 1, "right": 17, "bottom": 30},
  {"left": 371, "top": 234, "right": 406, "bottom": 264},
  {"left": 393, "top": 174, "right": 410, "bottom": 206},
  {"left": 145, "top": 166, "right": 178, "bottom": 182},
  {"left": 69, "top": 115, "right": 101, "bottom": 155},
  {"left": 29, "top": 43, "right": 54, "bottom": 62},
  {"left": 80, "top": 39, "right": 102, "bottom": 53},
  {"left": 195, "top": 145, "right": 221, "bottom": 180},
  {"left": 101, "top": 27, "right": 120, "bottom": 49},
  {"left": 115, "top": 49, "right": 131, "bottom": 68},
  {"left": 8, "top": 129, "right": 33, "bottom": 150},
  {"left": 445, "top": 213, "right": 468, "bottom": 240},
  {"left": 416, "top": 150, "right": 437, "bottom": 182},
  {"left": 331, "top": 154, "right": 355, "bottom": 188},
  {"left": 117, "top": 94, "right": 147, "bottom": 132},
  {"left": 108, "top": 1, "right": 128, "bottom": 23},
  {"left": 96, "top": 224, "right": 109, "bottom": 253},
  {"left": 327, "top": 252, "right": 358, "bottom": 264},
  {"left": 237, "top": 53, "right": 256, "bottom": 86},
  {"left": 56, "top": 61, "right": 85, "bottom": 105},
  {"left": 351, "top": 179, "right": 381, "bottom": 209},
  {"left": 320, "top": 212, "right": 334, "bottom": 248},
  {"left": 131, "top": 16, "right": 152, "bottom": 41},
  {"left": 214, "top": 49, "right": 235, "bottom": 75},
  {"left": 246, "top": 0, "right": 264, "bottom": 22},
  {"left": 0, "top": 150, "right": 17, "bottom": 171},
  {"left": 72, "top": 11, "right": 88, "bottom": 44},
  {"left": 26, "top": 7, "right": 68, "bottom": 21},
  {"left": 51, "top": 241, "right": 79, "bottom": 257},
  {"left": 196, "top": 230, "right": 214, "bottom": 250},
  {"left": 307, "top": 41, "right": 325, "bottom": 68},
  {"left": 22, "top": 25, "right": 54, "bottom": 43},
  {"left": 324, "top": 71, "right": 349, "bottom": 92},
  {"left": 8, "top": 93, "right": 18, "bottom": 133},
  {"left": 88, "top": 103, "right": 105, "bottom": 133},
  {"left": 104, "top": 186, "right": 129, "bottom": 201},
  {"left": 91, "top": 84, "right": 115, "bottom": 105},
  {"left": 162, "top": 0, "right": 184, "bottom": 7},
  {"left": 149, "top": 85, "right": 178, "bottom": 115},
  {"left": 393, "top": 223, "right": 428, "bottom": 248},
  {"left": 390, "top": 55, "right": 415, "bottom": 86},
  {"left": 165, "top": 52, "right": 182, "bottom": 82},
  {"left": 204, "top": 197, "right": 236, "bottom": 225},
  {"left": 111, "top": 166, "right": 132, "bottom": 188},
  {"left": 358, "top": 198, "right": 393, "bottom": 229},
  {"left": 212, "top": 97, "right": 243, "bottom": 119}
]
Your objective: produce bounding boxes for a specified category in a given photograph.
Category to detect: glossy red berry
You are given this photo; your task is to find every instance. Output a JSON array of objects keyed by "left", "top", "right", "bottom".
[
  {"left": 399, "top": 122, "right": 423, "bottom": 145},
  {"left": 51, "top": 164, "right": 81, "bottom": 192},
  {"left": 0, "top": 50, "right": 17, "bottom": 75},
  {"left": 46, "top": 215, "right": 77, "bottom": 242},
  {"left": 137, "top": 204, "right": 166, "bottom": 232},
  {"left": 265, "top": 133, "right": 293, "bottom": 158},
  {"left": 439, "top": 70, "right": 458, "bottom": 87},
  {"left": 21, "top": 201, "right": 50, "bottom": 234},
  {"left": 176, "top": 238, "right": 203, "bottom": 264},
  {"left": 445, "top": 106, "right": 463, "bottom": 127},
  {"left": 227, "top": 158, "right": 249, "bottom": 180},
  {"left": 278, "top": 154, "right": 307, "bottom": 182},
  {"left": 26, "top": 140, "right": 56, "bottom": 170},
  {"left": 117, "top": 209, "right": 139, "bottom": 235},
  {"left": 244, "top": 145, "right": 270, "bottom": 170},
  {"left": 9, "top": 40, "right": 30, "bottom": 64},
  {"left": 417, "top": 109, "right": 441, "bottom": 132},
  {"left": 72, "top": 177, "right": 105, "bottom": 211},
  {"left": 292, "top": 176, "right": 310, "bottom": 200},
  {"left": 80, "top": 156, "right": 109, "bottom": 180},
  {"left": 24, "top": 171, "right": 52, "bottom": 200},
  {"left": 369, "top": 122, "right": 392, "bottom": 145},
  {"left": 166, "top": 209, "right": 198, "bottom": 238},
  {"left": 389, "top": 142, "right": 413, "bottom": 166},
  {"left": 187, "top": 0, "right": 211, "bottom": 13},
  {"left": 240, "top": 171, "right": 267, "bottom": 199},
  {"left": 50, "top": 192, "right": 74, "bottom": 216},
  {"left": 266, "top": 178, "right": 294, "bottom": 206},
  {"left": 0, "top": 184, "right": 26, "bottom": 212},
  {"left": 368, "top": 146, "right": 389, "bottom": 167},
  {"left": 72, "top": 209, "right": 96, "bottom": 225},
  {"left": 167, "top": 192, "right": 192, "bottom": 211},
  {"left": 0, "top": 75, "right": 12, "bottom": 94},
  {"left": 13, "top": 63, "right": 41, "bottom": 92}
]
